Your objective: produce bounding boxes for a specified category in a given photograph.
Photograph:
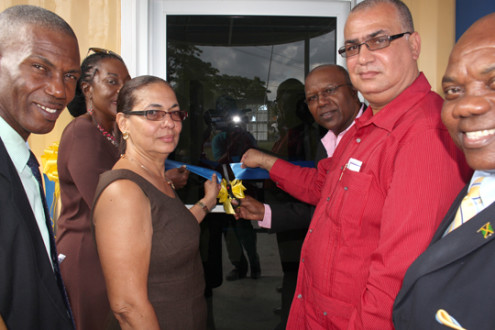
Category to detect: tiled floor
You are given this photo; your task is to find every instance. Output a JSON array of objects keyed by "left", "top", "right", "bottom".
[{"left": 210, "top": 230, "right": 284, "bottom": 330}]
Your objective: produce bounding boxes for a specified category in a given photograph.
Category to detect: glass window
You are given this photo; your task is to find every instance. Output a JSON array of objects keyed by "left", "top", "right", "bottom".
[
  {"left": 167, "top": 16, "right": 336, "bottom": 199},
  {"left": 121, "top": 5, "right": 348, "bottom": 327}
]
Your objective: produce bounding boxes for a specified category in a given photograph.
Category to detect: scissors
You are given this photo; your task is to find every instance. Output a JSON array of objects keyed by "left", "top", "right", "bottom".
[{"left": 222, "top": 164, "right": 241, "bottom": 209}]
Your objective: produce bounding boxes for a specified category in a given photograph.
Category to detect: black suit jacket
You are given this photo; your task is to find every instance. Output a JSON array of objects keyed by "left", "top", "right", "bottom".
[
  {"left": 393, "top": 184, "right": 495, "bottom": 329},
  {"left": 269, "top": 141, "right": 327, "bottom": 233},
  {"left": 0, "top": 138, "right": 74, "bottom": 329},
  {"left": 270, "top": 104, "right": 367, "bottom": 232}
]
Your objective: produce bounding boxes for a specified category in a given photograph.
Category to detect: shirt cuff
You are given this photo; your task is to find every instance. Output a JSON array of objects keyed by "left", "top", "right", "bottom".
[{"left": 258, "top": 204, "right": 272, "bottom": 229}]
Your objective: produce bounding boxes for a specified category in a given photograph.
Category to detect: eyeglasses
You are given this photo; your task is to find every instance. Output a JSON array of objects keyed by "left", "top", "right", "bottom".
[
  {"left": 305, "top": 84, "right": 351, "bottom": 105},
  {"left": 338, "top": 32, "right": 412, "bottom": 58},
  {"left": 123, "top": 110, "right": 188, "bottom": 122},
  {"left": 87, "top": 47, "right": 123, "bottom": 61}
]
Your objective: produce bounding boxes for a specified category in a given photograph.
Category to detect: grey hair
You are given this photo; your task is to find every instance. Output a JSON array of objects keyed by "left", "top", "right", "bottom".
[
  {"left": 351, "top": 0, "right": 414, "bottom": 32},
  {"left": 0, "top": 5, "right": 77, "bottom": 46},
  {"left": 308, "top": 64, "right": 353, "bottom": 85}
]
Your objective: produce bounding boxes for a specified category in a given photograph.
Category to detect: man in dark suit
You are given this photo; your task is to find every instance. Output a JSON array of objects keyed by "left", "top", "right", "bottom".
[
  {"left": 393, "top": 12, "right": 495, "bottom": 330},
  {"left": 234, "top": 64, "right": 363, "bottom": 328},
  {"left": 0, "top": 5, "right": 81, "bottom": 329}
]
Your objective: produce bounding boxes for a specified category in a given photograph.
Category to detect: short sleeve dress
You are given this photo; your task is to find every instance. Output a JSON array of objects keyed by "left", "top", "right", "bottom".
[{"left": 93, "top": 169, "right": 207, "bottom": 330}]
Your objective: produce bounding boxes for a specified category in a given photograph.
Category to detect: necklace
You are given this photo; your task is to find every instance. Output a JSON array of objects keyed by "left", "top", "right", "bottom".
[
  {"left": 121, "top": 154, "right": 175, "bottom": 189},
  {"left": 89, "top": 112, "right": 119, "bottom": 148},
  {"left": 95, "top": 123, "right": 119, "bottom": 148}
]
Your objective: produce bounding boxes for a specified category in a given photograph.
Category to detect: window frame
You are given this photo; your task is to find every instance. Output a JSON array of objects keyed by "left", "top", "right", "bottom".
[{"left": 120, "top": 0, "right": 352, "bottom": 79}]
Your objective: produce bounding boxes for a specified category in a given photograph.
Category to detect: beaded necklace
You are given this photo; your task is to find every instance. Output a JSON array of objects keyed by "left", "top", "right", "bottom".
[
  {"left": 89, "top": 111, "right": 119, "bottom": 148},
  {"left": 95, "top": 122, "right": 119, "bottom": 148}
]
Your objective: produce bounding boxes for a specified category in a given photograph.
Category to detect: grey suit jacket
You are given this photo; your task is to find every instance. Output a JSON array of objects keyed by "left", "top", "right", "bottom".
[
  {"left": 0, "top": 138, "right": 74, "bottom": 329},
  {"left": 393, "top": 184, "right": 495, "bottom": 329}
]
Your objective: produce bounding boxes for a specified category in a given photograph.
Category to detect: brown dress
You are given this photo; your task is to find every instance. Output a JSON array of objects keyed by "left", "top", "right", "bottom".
[
  {"left": 93, "top": 169, "right": 207, "bottom": 330},
  {"left": 56, "top": 115, "right": 119, "bottom": 330}
]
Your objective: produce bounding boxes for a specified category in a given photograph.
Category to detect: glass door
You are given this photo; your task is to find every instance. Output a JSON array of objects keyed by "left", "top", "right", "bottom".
[{"left": 120, "top": 2, "right": 351, "bottom": 329}]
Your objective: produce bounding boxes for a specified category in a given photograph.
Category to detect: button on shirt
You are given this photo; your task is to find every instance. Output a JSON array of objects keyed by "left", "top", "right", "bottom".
[
  {"left": 0, "top": 116, "right": 52, "bottom": 265},
  {"left": 269, "top": 73, "right": 471, "bottom": 329},
  {"left": 259, "top": 105, "right": 365, "bottom": 229}
]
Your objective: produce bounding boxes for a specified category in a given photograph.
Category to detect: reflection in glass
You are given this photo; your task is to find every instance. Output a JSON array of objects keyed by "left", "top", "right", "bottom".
[
  {"left": 167, "top": 15, "right": 336, "bottom": 180},
  {"left": 165, "top": 15, "right": 338, "bottom": 329}
]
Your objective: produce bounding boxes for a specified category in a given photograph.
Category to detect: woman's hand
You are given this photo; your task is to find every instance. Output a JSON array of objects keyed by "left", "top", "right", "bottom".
[
  {"left": 190, "top": 174, "right": 221, "bottom": 223},
  {"left": 204, "top": 173, "right": 221, "bottom": 204}
]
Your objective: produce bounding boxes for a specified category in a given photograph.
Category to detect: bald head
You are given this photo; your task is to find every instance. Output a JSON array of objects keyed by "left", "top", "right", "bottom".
[
  {"left": 454, "top": 12, "right": 495, "bottom": 54},
  {"left": 306, "top": 65, "right": 352, "bottom": 85},
  {"left": 351, "top": 0, "right": 414, "bottom": 32},
  {"left": 441, "top": 12, "right": 495, "bottom": 170}
]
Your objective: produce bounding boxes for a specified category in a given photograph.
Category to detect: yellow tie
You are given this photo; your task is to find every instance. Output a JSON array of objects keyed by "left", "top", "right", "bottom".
[{"left": 447, "top": 177, "right": 485, "bottom": 234}]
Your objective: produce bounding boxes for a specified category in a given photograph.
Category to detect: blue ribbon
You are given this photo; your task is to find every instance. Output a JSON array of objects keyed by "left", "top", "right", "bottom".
[
  {"left": 230, "top": 161, "right": 315, "bottom": 180},
  {"left": 165, "top": 159, "right": 223, "bottom": 183},
  {"left": 165, "top": 159, "right": 315, "bottom": 182}
]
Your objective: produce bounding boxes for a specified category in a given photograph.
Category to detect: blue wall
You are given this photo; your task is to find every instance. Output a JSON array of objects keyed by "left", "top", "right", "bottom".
[{"left": 456, "top": 0, "right": 495, "bottom": 40}]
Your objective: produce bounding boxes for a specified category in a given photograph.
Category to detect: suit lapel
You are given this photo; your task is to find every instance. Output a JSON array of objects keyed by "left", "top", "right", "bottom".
[
  {"left": 0, "top": 139, "right": 53, "bottom": 270},
  {"left": 430, "top": 186, "right": 468, "bottom": 243},
  {"left": 0, "top": 139, "right": 71, "bottom": 319},
  {"left": 397, "top": 186, "right": 495, "bottom": 301}
]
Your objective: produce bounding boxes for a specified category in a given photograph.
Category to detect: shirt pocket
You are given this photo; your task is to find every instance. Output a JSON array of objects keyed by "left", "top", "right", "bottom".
[
  {"left": 334, "top": 170, "right": 373, "bottom": 226},
  {"left": 307, "top": 284, "right": 356, "bottom": 329}
]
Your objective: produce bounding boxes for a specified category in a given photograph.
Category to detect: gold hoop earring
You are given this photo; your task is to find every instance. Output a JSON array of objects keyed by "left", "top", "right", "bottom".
[{"left": 122, "top": 131, "right": 129, "bottom": 140}]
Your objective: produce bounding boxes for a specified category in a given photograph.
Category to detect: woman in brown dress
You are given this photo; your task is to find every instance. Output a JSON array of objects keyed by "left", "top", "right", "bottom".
[
  {"left": 56, "top": 49, "right": 131, "bottom": 330},
  {"left": 92, "top": 75, "right": 220, "bottom": 329}
]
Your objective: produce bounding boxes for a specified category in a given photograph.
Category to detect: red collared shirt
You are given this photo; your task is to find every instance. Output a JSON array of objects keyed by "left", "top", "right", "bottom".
[{"left": 270, "top": 73, "right": 472, "bottom": 329}]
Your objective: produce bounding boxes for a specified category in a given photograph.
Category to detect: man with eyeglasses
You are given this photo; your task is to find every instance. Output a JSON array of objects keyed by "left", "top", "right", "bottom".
[
  {"left": 235, "top": 65, "right": 363, "bottom": 329},
  {"left": 239, "top": 0, "right": 471, "bottom": 328}
]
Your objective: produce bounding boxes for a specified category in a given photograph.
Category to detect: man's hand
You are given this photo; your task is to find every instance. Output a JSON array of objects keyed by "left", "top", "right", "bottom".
[
  {"left": 240, "top": 148, "right": 278, "bottom": 171},
  {"left": 233, "top": 195, "right": 265, "bottom": 221},
  {"left": 165, "top": 166, "right": 189, "bottom": 189}
]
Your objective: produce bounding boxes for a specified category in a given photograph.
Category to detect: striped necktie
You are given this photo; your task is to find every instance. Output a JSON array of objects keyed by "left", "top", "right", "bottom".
[{"left": 447, "top": 177, "right": 485, "bottom": 234}]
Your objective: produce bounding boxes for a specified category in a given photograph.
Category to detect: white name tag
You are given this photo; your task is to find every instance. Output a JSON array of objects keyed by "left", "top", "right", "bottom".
[{"left": 347, "top": 158, "right": 362, "bottom": 172}]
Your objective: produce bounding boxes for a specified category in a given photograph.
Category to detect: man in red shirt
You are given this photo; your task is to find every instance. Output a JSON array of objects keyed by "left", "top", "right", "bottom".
[{"left": 240, "top": 0, "right": 471, "bottom": 328}]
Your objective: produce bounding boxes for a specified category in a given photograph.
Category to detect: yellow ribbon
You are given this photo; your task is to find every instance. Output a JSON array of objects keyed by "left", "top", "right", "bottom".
[
  {"left": 217, "top": 178, "right": 246, "bottom": 214},
  {"left": 40, "top": 142, "right": 60, "bottom": 223}
]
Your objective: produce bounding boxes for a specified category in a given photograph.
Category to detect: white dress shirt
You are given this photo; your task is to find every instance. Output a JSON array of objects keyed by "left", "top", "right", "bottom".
[
  {"left": 0, "top": 116, "right": 52, "bottom": 265},
  {"left": 466, "top": 170, "right": 495, "bottom": 214}
]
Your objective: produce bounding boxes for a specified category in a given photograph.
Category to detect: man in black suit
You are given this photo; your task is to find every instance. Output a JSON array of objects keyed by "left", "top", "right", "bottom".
[
  {"left": 0, "top": 5, "right": 81, "bottom": 329},
  {"left": 235, "top": 64, "right": 363, "bottom": 328},
  {"left": 393, "top": 12, "right": 495, "bottom": 330}
]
